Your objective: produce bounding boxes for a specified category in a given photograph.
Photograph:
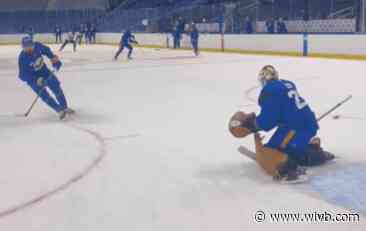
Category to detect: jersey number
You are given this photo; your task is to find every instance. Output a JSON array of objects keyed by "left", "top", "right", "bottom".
[{"left": 288, "top": 90, "right": 307, "bottom": 110}]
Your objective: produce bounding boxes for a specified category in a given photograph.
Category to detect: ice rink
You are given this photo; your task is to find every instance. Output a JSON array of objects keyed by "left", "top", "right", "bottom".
[{"left": 1, "top": 44, "right": 366, "bottom": 230}]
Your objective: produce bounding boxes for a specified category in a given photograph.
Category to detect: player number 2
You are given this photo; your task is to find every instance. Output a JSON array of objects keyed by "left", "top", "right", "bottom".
[{"left": 288, "top": 90, "right": 307, "bottom": 110}]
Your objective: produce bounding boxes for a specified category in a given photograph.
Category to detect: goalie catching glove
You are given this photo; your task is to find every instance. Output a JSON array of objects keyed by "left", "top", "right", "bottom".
[{"left": 229, "top": 111, "right": 259, "bottom": 138}]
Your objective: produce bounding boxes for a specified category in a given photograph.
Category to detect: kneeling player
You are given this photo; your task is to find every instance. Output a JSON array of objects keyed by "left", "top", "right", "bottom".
[
  {"left": 18, "top": 36, "right": 73, "bottom": 120},
  {"left": 59, "top": 32, "right": 76, "bottom": 52},
  {"left": 229, "top": 65, "right": 334, "bottom": 182},
  {"left": 114, "top": 29, "right": 138, "bottom": 60}
]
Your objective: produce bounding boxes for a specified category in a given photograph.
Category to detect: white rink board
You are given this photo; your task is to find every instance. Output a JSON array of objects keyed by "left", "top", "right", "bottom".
[
  {"left": 96, "top": 33, "right": 366, "bottom": 57},
  {"left": 2, "top": 33, "right": 366, "bottom": 57},
  {"left": 308, "top": 34, "right": 366, "bottom": 55},
  {"left": 223, "top": 34, "right": 303, "bottom": 52}
]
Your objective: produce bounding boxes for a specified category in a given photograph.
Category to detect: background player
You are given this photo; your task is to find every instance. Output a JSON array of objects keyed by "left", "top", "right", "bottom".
[
  {"left": 114, "top": 29, "right": 138, "bottom": 60},
  {"left": 75, "top": 31, "right": 83, "bottom": 45},
  {"left": 18, "top": 36, "right": 73, "bottom": 120},
  {"left": 90, "top": 24, "right": 97, "bottom": 44},
  {"left": 190, "top": 23, "right": 199, "bottom": 56},
  {"left": 55, "top": 25, "right": 62, "bottom": 44},
  {"left": 229, "top": 65, "right": 334, "bottom": 182},
  {"left": 59, "top": 31, "right": 76, "bottom": 52}
]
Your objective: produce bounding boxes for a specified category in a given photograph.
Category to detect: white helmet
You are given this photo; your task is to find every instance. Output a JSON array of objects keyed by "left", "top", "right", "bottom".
[{"left": 258, "top": 65, "right": 279, "bottom": 86}]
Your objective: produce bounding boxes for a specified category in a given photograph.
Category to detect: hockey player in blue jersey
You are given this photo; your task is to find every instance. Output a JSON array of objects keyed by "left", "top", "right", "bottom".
[
  {"left": 114, "top": 29, "right": 138, "bottom": 60},
  {"left": 18, "top": 36, "right": 73, "bottom": 120},
  {"left": 190, "top": 23, "right": 199, "bottom": 56},
  {"left": 229, "top": 65, "right": 334, "bottom": 182}
]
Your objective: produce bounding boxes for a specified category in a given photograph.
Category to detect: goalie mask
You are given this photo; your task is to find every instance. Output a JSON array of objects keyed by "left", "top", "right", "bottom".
[{"left": 258, "top": 65, "right": 279, "bottom": 87}]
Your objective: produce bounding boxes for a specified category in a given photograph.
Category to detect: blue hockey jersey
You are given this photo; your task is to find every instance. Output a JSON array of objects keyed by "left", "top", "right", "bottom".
[
  {"left": 256, "top": 79, "right": 319, "bottom": 132},
  {"left": 191, "top": 27, "right": 199, "bottom": 41},
  {"left": 18, "top": 42, "right": 55, "bottom": 84},
  {"left": 120, "top": 31, "right": 135, "bottom": 45}
]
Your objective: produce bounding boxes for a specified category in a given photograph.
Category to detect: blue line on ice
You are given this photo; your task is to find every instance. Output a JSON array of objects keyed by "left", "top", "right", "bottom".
[{"left": 311, "top": 165, "right": 366, "bottom": 215}]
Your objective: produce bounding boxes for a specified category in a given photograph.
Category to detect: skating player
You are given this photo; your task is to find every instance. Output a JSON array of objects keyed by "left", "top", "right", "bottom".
[
  {"left": 114, "top": 29, "right": 138, "bottom": 60},
  {"left": 190, "top": 23, "right": 199, "bottom": 56},
  {"left": 18, "top": 36, "right": 73, "bottom": 120},
  {"left": 229, "top": 65, "right": 334, "bottom": 182},
  {"left": 59, "top": 32, "right": 77, "bottom": 52}
]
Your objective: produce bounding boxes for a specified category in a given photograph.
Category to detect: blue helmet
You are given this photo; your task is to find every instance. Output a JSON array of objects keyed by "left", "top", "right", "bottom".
[{"left": 21, "top": 36, "right": 34, "bottom": 49}]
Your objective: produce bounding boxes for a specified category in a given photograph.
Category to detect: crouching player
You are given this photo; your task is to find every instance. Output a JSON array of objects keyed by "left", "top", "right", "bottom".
[
  {"left": 114, "top": 29, "right": 138, "bottom": 60},
  {"left": 18, "top": 36, "right": 73, "bottom": 120},
  {"left": 229, "top": 65, "right": 334, "bottom": 182},
  {"left": 59, "top": 32, "right": 76, "bottom": 52}
]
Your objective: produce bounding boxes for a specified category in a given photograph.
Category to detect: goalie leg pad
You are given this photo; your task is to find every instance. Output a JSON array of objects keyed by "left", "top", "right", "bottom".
[{"left": 254, "top": 134, "right": 288, "bottom": 177}]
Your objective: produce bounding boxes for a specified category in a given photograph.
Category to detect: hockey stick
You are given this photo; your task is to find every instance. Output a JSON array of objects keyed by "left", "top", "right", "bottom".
[
  {"left": 24, "top": 71, "right": 56, "bottom": 117},
  {"left": 23, "top": 91, "right": 43, "bottom": 117},
  {"left": 316, "top": 95, "right": 352, "bottom": 122},
  {"left": 277, "top": 95, "right": 353, "bottom": 148}
]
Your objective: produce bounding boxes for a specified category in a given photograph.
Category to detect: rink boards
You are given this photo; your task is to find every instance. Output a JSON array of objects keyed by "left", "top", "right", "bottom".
[{"left": 1, "top": 32, "right": 366, "bottom": 60}]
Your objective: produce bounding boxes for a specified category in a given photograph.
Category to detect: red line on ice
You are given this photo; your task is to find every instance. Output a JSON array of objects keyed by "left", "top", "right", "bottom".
[{"left": 0, "top": 124, "right": 106, "bottom": 218}]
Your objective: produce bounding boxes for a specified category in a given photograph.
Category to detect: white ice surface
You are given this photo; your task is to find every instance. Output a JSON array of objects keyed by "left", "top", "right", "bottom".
[{"left": 0, "top": 44, "right": 365, "bottom": 230}]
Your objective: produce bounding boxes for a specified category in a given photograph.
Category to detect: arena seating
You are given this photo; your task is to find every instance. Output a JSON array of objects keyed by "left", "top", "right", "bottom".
[
  {"left": 47, "top": 0, "right": 108, "bottom": 10},
  {"left": 0, "top": 0, "right": 107, "bottom": 33},
  {"left": 0, "top": 0, "right": 358, "bottom": 34},
  {"left": 0, "top": 0, "right": 49, "bottom": 10}
]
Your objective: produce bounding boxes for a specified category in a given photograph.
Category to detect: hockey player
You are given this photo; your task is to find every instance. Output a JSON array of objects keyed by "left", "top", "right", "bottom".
[
  {"left": 190, "top": 23, "right": 199, "bottom": 56},
  {"left": 114, "top": 29, "right": 138, "bottom": 60},
  {"left": 90, "top": 24, "right": 97, "bottom": 44},
  {"left": 75, "top": 31, "right": 83, "bottom": 45},
  {"left": 18, "top": 36, "right": 73, "bottom": 120},
  {"left": 229, "top": 65, "right": 334, "bottom": 182},
  {"left": 55, "top": 25, "right": 62, "bottom": 43},
  {"left": 59, "top": 32, "right": 76, "bottom": 52}
]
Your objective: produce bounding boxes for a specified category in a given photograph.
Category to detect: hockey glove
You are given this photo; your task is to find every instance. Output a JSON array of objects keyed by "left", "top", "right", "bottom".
[
  {"left": 51, "top": 56, "right": 62, "bottom": 71},
  {"left": 229, "top": 111, "right": 258, "bottom": 138}
]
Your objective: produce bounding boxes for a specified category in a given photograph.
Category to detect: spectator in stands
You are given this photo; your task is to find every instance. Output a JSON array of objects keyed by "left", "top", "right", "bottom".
[
  {"left": 244, "top": 16, "right": 253, "bottom": 34},
  {"left": 55, "top": 25, "right": 62, "bottom": 44},
  {"left": 265, "top": 18, "right": 275, "bottom": 34},
  {"left": 277, "top": 18, "right": 288, "bottom": 34}
]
